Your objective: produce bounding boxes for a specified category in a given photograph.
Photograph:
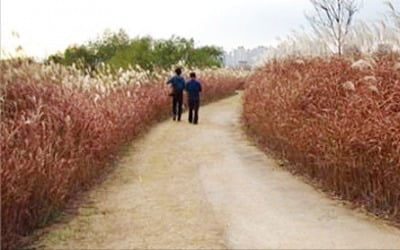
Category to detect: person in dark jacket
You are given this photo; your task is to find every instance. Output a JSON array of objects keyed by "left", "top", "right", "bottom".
[
  {"left": 185, "top": 72, "right": 202, "bottom": 124},
  {"left": 167, "top": 68, "right": 185, "bottom": 121}
]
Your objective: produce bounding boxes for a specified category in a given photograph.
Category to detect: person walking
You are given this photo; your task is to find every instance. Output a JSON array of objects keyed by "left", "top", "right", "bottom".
[
  {"left": 167, "top": 68, "right": 185, "bottom": 121},
  {"left": 185, "top": 72, "right": 202, "bottom": 125}
]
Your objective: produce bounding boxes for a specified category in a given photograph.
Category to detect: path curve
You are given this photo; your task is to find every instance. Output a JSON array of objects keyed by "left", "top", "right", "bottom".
[{"left": 35, "top": 94, "right": 400, "bottom": 249}]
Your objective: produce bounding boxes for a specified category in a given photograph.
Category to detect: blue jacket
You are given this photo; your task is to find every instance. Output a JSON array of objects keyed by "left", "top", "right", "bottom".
[
  {"left": 167, "top": 75, "right": 185, "bottom": 94},
  {"left": 185, "top": 79, "right": 202, "bottom": 100}
]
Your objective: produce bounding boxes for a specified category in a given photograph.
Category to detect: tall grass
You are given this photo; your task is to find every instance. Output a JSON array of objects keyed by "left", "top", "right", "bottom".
[
  {"left": 243, "top": 54, "right": 400, "bottom": 223},
  {"left": 0, "top": 59, "right": 246, "bottom": 249}
]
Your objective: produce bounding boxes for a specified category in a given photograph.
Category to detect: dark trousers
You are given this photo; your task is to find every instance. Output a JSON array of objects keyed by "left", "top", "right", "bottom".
[
  {"left": 172, "top": 93, "right": 183, "bottom": 121},
  {"left": 188, "top": 99, "right": 200, "bottom": 124}
]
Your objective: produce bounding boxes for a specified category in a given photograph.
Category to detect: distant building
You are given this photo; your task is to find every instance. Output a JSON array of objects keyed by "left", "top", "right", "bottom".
[{"left": 223, "top": 46, "right": 268, "bottom": 68}]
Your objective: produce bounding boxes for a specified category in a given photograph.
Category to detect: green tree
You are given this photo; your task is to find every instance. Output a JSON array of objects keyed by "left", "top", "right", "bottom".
[
  {"left": 63, "top": 45, "right": 96, "bottom": 71},
  {"left": 47, "top": 29, "right": 224, "bottom": 72},
  {"left": 152, "top": 37, "right": 191, "bottom": 69},
  {"left": 108, "top": 37, "right": 154, "bottom": 71},
  {"left": 187, "top": 46, "right": 223, "bottom": 68},
  {"left": 89, "top": 29, "right": 130, "bottom": 64}
]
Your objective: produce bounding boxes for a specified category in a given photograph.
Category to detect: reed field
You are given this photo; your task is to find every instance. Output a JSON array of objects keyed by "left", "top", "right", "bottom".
[
  {"left": 243, "top": 54, "right": 400, "bottom": 223},
  {"left": 242, "top": 1, "right": 400, "bottom": 224},
  {"left": 0, "top": 60, "right": 245, "bottom": 249},
  {"left": 2, "top": 1, "right": 400, "bottom": 249}
]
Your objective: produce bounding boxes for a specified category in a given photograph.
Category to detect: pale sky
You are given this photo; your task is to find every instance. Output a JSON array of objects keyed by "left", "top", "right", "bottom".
[{"left": 0, "top": 0, "right": 390, "bottom": 59}]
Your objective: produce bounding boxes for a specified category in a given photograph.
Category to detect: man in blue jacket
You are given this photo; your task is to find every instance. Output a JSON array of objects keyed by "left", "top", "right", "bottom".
[
  {"left": 167, "top": 68, "right": 185, "bottom": 121},
  {"left": 185, "top": 72, "right": 202, "bottom": 125}
]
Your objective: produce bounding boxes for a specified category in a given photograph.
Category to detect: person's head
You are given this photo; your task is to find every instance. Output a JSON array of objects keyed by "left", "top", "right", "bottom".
[
  {"left": 175, "top": 68, "right": 182, "bottom": 76},
  {"left": 190, "top": 72, "right": 196, "bottom": 79}
]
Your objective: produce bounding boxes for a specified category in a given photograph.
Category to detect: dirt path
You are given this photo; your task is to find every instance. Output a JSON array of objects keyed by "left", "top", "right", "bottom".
[{"left": 34, "top": 94, "right": 400, "bottom": 249}]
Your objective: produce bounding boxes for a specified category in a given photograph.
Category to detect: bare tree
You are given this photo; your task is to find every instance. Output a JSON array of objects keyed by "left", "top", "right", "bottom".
[
  {"left": 306, "top": 0, "right": 361, "bottom": 55},
  {"left": 385, "top": 1, "right": 400, "bottom": 31}
]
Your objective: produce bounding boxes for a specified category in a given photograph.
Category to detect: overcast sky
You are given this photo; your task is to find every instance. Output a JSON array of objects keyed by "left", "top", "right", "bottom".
[{"left": 1, "top": 0, "right": 390, "bottom": 59}]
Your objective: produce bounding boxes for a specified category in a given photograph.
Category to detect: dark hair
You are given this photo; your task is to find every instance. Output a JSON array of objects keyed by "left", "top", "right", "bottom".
[
  {"left": 175, "top": 68, "right": 182, "bottom": 75},
  {"left": 190, "top": 72, "right": 196, "bottom": 78}
]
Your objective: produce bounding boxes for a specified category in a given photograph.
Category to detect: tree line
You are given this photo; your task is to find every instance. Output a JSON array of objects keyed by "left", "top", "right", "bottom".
[{"left": 47, "top": 29, "right": 224, "bottom": 72}]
